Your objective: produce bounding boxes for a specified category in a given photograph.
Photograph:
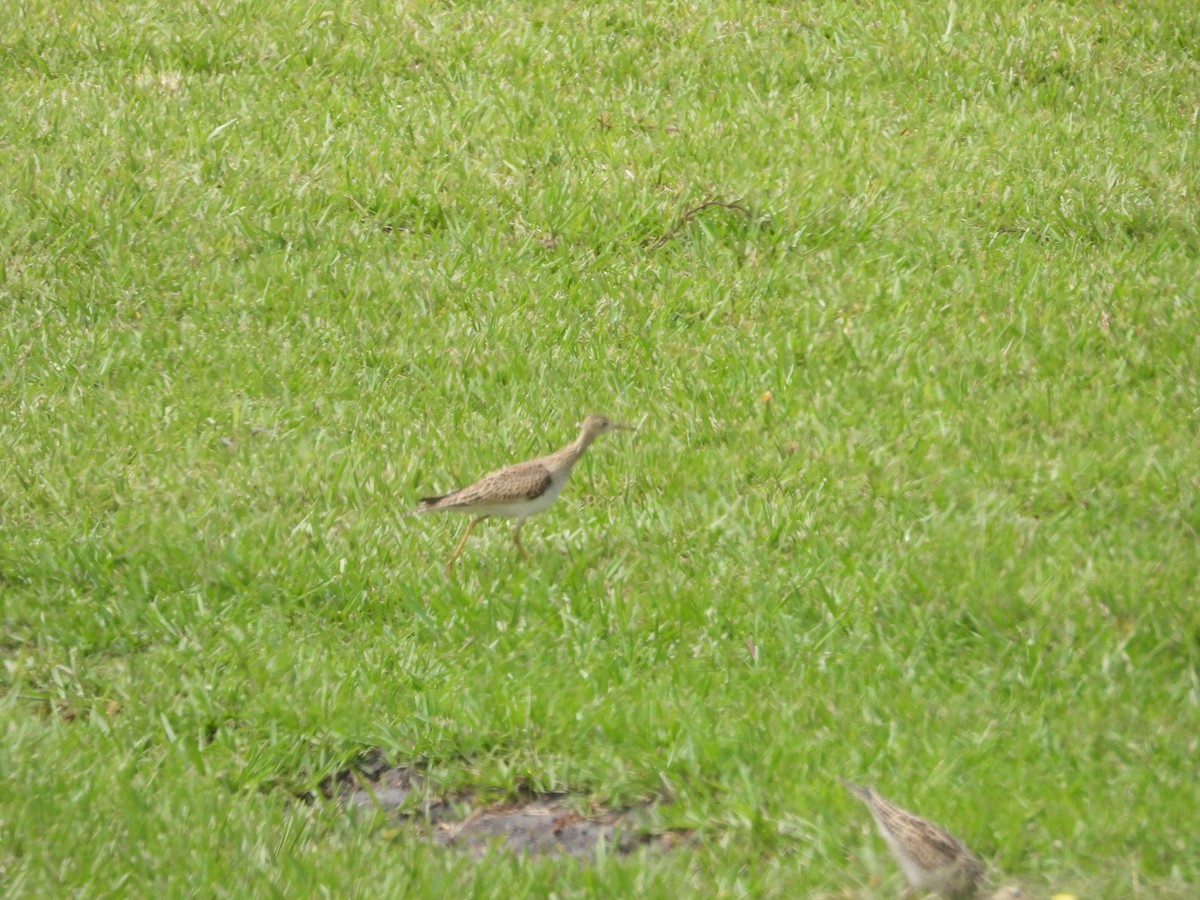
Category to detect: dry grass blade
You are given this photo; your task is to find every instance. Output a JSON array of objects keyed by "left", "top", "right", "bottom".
[{"left": 648, "top": 197, "right": 753, "bottom": 249}]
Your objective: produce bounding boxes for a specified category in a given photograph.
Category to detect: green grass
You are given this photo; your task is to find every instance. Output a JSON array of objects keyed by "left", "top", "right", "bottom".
[{"left": 2, "top": 0, "right": 1199, "bottom": 896}]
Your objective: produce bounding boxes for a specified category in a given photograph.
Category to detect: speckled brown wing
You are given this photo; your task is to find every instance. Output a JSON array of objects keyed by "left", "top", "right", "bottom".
[
  {"left": 845, "top": 783, "right": 964, "bottom": 865},
  {"left": 848, "top": 783, "right": 984, "bottom": 898},
  {"left": 873, "top": 795, "right": 970, "bottom": 870},
  {"left": 429, "top": 461, "right": 553, "bottom": 509}
]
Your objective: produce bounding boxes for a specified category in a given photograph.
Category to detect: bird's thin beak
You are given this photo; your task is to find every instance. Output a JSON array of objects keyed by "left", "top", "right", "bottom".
[{"left": 613, "top": 422, "right": 636, "bottom": 432}]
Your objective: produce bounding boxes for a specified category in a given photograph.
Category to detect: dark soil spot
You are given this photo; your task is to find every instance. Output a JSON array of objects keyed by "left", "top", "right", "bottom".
[{"left": 314, "top": 752, "right": 691, "bottom": 858}]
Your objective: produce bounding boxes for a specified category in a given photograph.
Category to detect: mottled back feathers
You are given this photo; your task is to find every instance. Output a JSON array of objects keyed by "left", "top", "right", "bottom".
[
  {"left": 843, "top": 781, "right": 985, "bottom": 899},
  {"left": 418, "top": 461, "right": 554, "bottom": 511},
  {"left": 406, "top": 414, "right": 632, "bottom": 569}
]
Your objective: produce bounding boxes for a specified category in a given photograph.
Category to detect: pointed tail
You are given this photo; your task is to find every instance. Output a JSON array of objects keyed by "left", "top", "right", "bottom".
[
  {"left": 403, "top": 495, "right": 446, "bottom": 517},
  {"left": 840, "top": 779, "right": 873, "bottom": 802}
]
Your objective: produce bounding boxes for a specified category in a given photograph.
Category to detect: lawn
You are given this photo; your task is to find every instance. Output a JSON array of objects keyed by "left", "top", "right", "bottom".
[{"left": 2, "top": 0, "right": 1198, "bottom": 896}]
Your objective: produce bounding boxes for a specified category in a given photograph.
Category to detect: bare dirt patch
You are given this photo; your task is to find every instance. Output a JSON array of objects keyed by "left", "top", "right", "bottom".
[{"left": 314, "top": 752, "right": 691, "bottom": 859}]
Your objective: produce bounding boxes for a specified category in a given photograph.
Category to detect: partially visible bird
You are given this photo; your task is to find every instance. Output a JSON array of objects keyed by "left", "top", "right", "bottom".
[
  {"left": 407, "top": 413, "right": 633, "bottom": 570},
  {"left": 842, "top": 780, "right": 1004, "bottom": 900}
]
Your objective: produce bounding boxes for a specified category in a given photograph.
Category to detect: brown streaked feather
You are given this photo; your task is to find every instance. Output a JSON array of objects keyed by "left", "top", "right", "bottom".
[
  {"left": 844, "top": 781, "right": 965, "bottom": 863},
  {"left": 843, "top": 780, "right": 984, "bottom": 898},
  {"left": 873, "top": 793, "right": 968, "bottom": 869},
  {"left": 426, "top": 461, "right": 553, "bottom": 509}
]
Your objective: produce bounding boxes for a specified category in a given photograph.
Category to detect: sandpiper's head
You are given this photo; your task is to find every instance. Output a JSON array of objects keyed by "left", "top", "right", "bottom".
[{"left": 579, "top": 414, "right": 633, "bottom": 437}]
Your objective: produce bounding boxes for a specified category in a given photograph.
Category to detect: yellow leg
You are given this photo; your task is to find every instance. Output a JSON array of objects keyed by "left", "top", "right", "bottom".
[
  {"left": 512, "top": 518, "right": 529, "bottom": 561},
  {"left": 445, "top": 515, "right": 488, "bottom": 572}
]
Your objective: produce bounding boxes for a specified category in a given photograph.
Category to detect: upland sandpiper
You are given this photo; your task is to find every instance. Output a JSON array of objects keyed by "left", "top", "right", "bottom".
[
  {"left": 407, "top": 414, "right": 633, "bottom": 570},
  {"left": 842, "top": 781, "right": 1018, "bottom": 900}
]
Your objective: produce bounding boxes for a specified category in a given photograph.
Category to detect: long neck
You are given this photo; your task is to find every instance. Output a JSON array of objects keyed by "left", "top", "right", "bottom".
[{"left": 555, "top": 426, "right": 597, "bottom": 469}]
